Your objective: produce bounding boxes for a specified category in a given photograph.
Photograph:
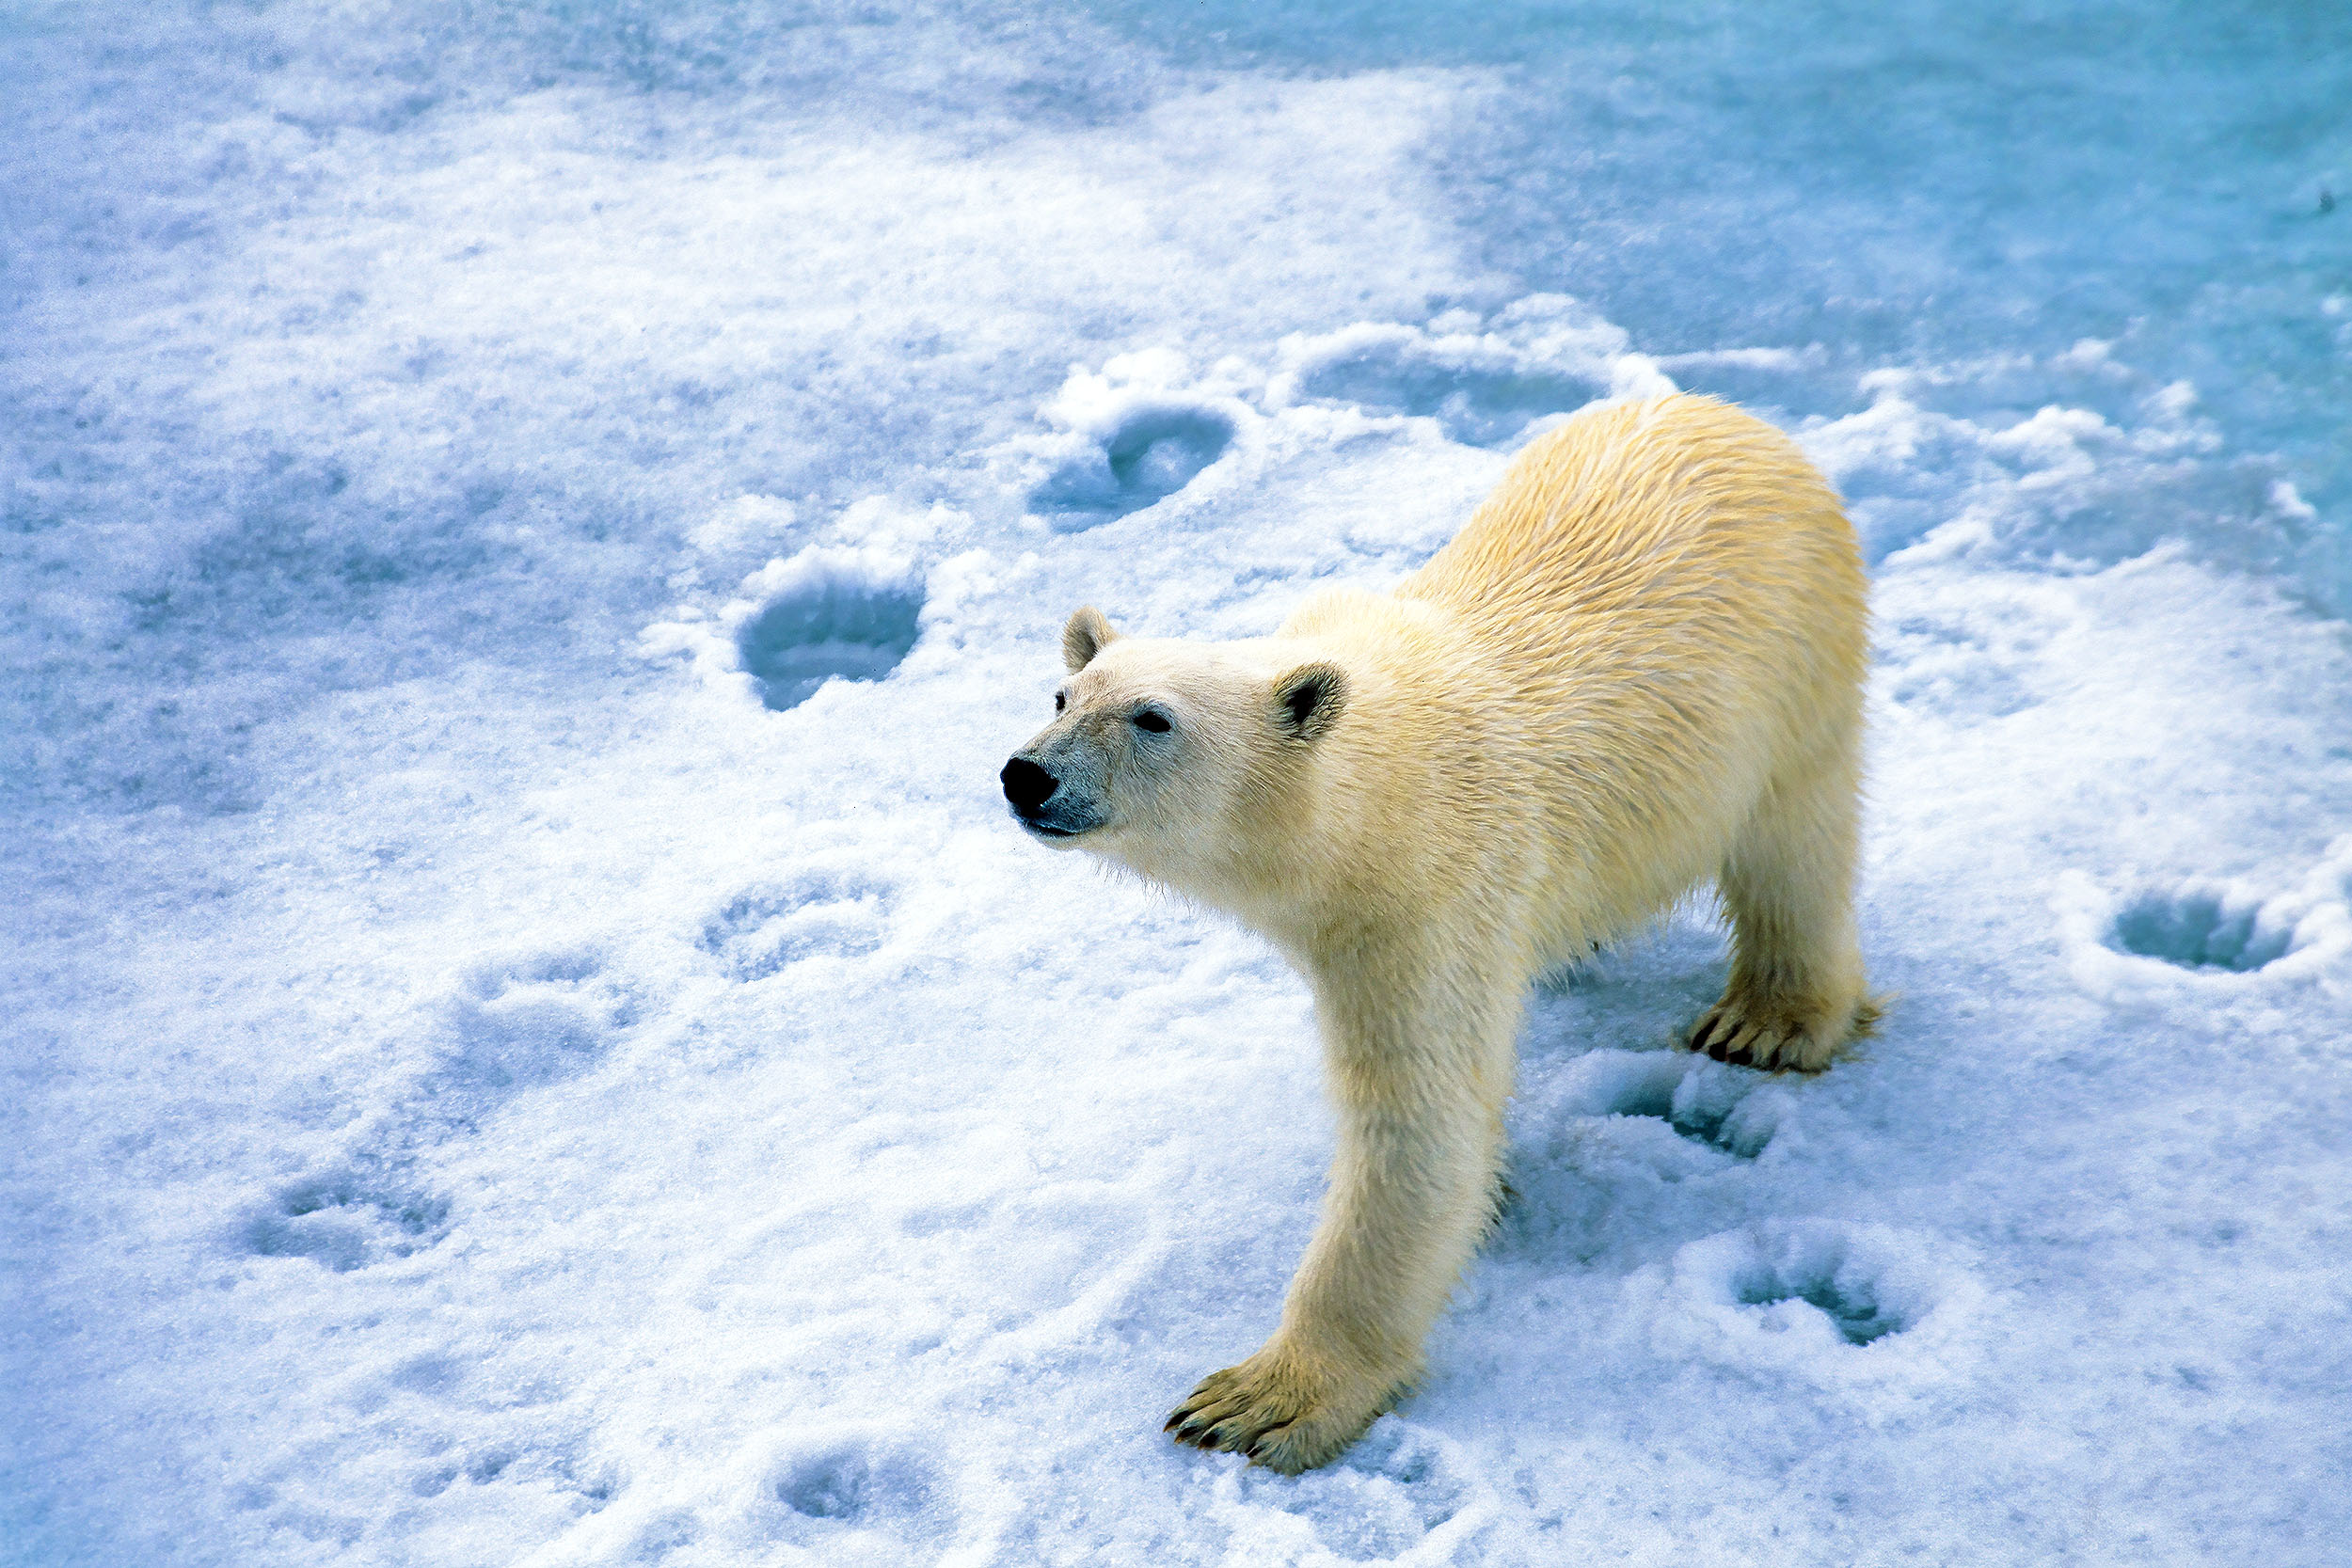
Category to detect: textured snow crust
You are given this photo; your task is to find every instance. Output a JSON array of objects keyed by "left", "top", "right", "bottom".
[{"left": 5, "top": 4, "right": 2349, "bottom": 1565}]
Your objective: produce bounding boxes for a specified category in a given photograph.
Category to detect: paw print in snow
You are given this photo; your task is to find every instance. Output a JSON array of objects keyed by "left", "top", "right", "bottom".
[
  {"left": 1024, "top": 351, "right": 1246, "bottom": 530},
  {"left": 2057, "top": 838, "right": 2352, "bottom": 999},
  {"left": 700, "top": 870, "right": 896, "bottom": 980},
  {"left": 244, "top": 1164, "right": 451, "bottom": 1273}
]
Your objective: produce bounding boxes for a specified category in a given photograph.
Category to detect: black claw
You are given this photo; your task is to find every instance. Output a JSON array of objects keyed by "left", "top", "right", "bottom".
[{"left": 1246, "top": 1422, "right": 1295, "bottom": 1467}]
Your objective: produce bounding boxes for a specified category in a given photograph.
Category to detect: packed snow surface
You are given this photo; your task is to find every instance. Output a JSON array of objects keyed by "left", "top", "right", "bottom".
[{"left": 4, "top": 3, "right": 2349, "bottom": 1564}]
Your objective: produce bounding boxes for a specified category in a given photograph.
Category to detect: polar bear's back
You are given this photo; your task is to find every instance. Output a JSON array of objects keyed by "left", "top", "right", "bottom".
[
  {"left": 1394, "top": 392, "right": 1869, "bottom": 949},
  {"left": 1401, "top": 393, "right": 1863, "bottom": 659}
]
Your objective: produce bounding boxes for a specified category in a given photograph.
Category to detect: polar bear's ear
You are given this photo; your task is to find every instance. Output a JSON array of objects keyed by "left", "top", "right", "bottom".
[
  {"left": 1062, "top": 606, "right": 1121, "bottom": 673},
  {"left": 1274, "top": 662, "right": 1347, "bottom": 742}
]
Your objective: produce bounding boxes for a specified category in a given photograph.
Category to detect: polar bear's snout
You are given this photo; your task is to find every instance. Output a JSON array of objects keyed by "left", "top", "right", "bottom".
[
  {"left": 1000, "top": 756, "right": 1059, "bottom": 814},
  {"left": 1001, "top": 752, "right": 1102, "bottom": 840}
]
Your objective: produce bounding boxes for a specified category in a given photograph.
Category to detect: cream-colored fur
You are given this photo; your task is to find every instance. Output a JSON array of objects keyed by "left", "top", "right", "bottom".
[{"left": 1004, "top": 393, "right": 1875, "bottom": 1473}]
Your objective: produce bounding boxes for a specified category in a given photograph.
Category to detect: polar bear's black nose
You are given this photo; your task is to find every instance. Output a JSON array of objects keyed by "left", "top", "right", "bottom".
[{"left": 1001, "top": 757, "right": 1060, "bottom": 814}]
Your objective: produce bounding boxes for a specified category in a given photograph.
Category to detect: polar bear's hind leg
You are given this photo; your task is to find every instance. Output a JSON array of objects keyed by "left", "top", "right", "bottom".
[{"left": 1690, "top": 739, "right": 1875, "bottom": 1073}]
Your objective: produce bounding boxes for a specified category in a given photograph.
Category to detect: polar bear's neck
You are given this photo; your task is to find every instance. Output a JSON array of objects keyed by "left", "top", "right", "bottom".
[{"left": 1137, "top": 593, "right": 1553, "bottom": 981}]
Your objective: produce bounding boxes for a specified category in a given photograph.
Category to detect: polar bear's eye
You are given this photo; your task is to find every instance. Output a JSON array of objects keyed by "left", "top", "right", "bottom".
[
  {"left": 1054, "top": 690, "right": 1066, "bottom": 713},
  {"left": 1133, "top": 709, "right": 1172, "bottom": 734}
]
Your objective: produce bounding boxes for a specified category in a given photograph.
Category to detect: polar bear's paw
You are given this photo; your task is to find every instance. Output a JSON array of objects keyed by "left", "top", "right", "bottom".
[
  {"left": 1688, "top": 990, "right": 1874, "bottom": 1073},
  {"left": 1165, "top": 1342, "right": 1402, "bottom": 1475}
]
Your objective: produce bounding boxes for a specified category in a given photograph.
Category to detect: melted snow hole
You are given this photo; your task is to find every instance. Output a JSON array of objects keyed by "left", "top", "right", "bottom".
[
  {"left": 1268, "top": 303, "right": 1636, "bottom": 446},
  {"left": 2107, "top": 889, "right": 2293, "bottom": 972},
  {"left": 736, "top": 568, "right": 924, "bottom": 712},
  {"left": 1287, "top": 341, "right": 1604, "bottom": 447}
]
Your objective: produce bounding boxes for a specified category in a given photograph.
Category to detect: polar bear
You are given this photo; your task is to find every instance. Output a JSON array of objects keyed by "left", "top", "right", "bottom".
[{"left": 1000, "top": 392, "right": 1875, "bottom": 1473}]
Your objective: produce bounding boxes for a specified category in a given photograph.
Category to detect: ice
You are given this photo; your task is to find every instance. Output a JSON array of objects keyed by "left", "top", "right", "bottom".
[{"left": 6, "top": 2, "right": 2350, "bottom": 1565}]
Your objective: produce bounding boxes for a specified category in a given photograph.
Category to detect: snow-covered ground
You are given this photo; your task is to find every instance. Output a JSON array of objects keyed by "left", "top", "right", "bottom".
[{"left": 5, "top": 4, "right": 2349, "bottom": 1564}]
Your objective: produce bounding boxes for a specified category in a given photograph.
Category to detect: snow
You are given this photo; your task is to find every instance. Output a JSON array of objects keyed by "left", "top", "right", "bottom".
[{"left": 4, "top": 3, "right": 2348, "bottom": 1565}]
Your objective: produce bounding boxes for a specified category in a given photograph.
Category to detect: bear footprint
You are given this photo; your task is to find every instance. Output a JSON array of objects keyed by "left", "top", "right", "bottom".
[
  {"left": 2063, "top": 844, "right": 2352, "bottom": 990},
  {"left": 1739, "top": 1274, "right": 1900, "bottom": 1346},
  {"left": 1031, "top": 403, "right": 1234, "bottom": 527},
  {"left": 245, "top": 1165, "right": 451, "bottom": 1273},
  {"left": 1559, "top": 1049, "right": 1778, "bottom": 1160},
  {"left": 754, "top": 1435, "right": 943, "bottom": 1544},
  {"left": 441, "top": 947, "right": 628, "bottom": 1092},
  {"left": 1234, "top": 1420, "right": 1471, "bottom": 1563},
  {"left": 1665, "top": 1222, "right": 1959, "bottom": 1370},
  {"left": 701, "top": 871, "right": 895, "bottom": 980}
]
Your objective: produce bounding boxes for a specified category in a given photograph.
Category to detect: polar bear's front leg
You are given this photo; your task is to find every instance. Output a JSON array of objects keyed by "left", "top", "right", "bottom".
[{"left": 1168, "top": 958, "right": 1516, "bottom": 1473}]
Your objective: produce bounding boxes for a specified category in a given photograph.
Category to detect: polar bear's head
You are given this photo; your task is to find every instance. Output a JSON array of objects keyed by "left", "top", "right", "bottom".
[{"left": 1000, "top": 607, "right": 1346, "bottom": 887}]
